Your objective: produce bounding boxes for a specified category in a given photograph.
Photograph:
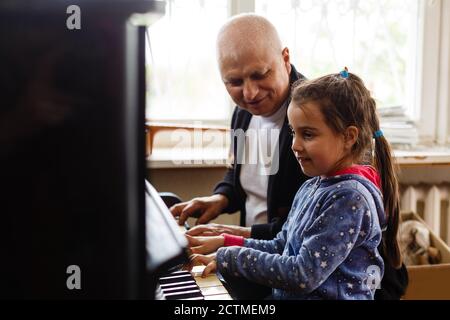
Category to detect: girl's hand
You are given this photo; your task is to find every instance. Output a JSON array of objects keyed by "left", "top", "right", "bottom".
[
  {"left": 185, "top": 234, "right": 224, "bottom": 254},
  {"left": 186, "top": 223, "right": 251, "bottom": 238},
  {"left": 185, "top": 253, "right": 217, "bottom": 277}
]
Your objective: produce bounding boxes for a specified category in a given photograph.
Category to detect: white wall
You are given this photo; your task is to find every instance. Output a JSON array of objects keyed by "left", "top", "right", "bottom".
[
  {"left": 148, "top": 164, "right": 448, "bottom": 227},
  {"left": 148, "top": 167, "right": 241, "bottom": 227}
]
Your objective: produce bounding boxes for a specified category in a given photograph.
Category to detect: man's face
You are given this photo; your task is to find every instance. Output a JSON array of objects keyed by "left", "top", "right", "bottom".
[{"left": 219, "top": 47, "right": 291, "bottom": 117}]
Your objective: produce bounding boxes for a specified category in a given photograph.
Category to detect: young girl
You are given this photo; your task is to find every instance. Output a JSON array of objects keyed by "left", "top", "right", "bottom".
[{"left": 188, "top": 69, "right": 402, "bottom": 300}]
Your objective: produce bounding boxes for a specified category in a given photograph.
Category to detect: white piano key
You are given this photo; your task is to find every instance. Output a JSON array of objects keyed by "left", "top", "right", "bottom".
[
  {"left": 194, "top": 275, "right": 223, "bottom": 288},
  {"left": 200, "top": 285, "right": 229, "bottom": 295},
  {"left": 191, "top": 265, "right": 206, "bottom": 277},
  {"left": 204, "top": 293, "right": 233, "bottom": 300}
]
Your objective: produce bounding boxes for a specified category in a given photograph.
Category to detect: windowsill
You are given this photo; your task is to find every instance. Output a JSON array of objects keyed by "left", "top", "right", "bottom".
[
  {"left": 147, "top": 147, "right": 229, "bottom": 169},
  {"left": 147, "top": 146, "right": 450, "bottom": 169},
  {"left": 393, "top": 148, "right": 450, "bottom": 166},
  {"left": 145, "top": 119, "right": 450, "bottom": 169}
]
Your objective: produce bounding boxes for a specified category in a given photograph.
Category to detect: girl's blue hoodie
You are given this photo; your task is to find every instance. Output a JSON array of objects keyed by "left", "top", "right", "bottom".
[{"left": 216, "top": 173, "right": 386, "bottom": 299}]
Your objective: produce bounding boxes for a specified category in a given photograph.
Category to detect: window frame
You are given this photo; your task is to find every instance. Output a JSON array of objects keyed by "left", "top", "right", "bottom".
[
  {"left": 147, "top": 0, "right": 450, "bottom": 147},
  {"left": 415, "top": 0, "right": 449, "bottom": 146}
]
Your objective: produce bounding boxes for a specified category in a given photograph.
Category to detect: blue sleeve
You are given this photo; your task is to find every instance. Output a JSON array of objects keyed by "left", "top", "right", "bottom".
[
  {"left": 242, "top": 186, "right": 306, "bottom": 254},
  {"left": 243, "top": 222, "right": 288, "bottom": 254},
  {"left": 216, "top": 188, "right": 373, "bottom": 293}
]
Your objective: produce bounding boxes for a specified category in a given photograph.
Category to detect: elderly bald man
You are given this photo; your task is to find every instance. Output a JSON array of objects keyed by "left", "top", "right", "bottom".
[
  {"left": 171, "top": 14, "right": 408, "bottom": 300},
  {"left": 171, "top": 14, "right": 308, "bottom": 240}
]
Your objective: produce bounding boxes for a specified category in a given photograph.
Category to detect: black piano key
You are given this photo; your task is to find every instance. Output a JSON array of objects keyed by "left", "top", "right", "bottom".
[
  {"left": 159, "top": 275, "right": 194, "bottom": 285},
  {"left": 165, "top": 270, "right": 189, "bottom": 275},
  {"left": 164, "top": 290, "right": 204, "bottom": 300},
  {"left": 161, "top": 284, "right": 199, "bottom": 294},
  {"left": 159, "top": 270, "right": 191, "bottom": 279},
  {"left": 160, "top": 280, "right": 196, "bottom": 289}
]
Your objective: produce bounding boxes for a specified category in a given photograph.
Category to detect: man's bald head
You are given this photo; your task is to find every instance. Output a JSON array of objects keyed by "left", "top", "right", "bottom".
[
  {"left": 216, "top": 14, "right": 283, "bottom": 62},
  {"left": 215, "top": 14, "right": 292, "bottom": 117}
]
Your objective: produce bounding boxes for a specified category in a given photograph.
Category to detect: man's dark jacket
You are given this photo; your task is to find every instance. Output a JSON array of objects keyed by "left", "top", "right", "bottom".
[
  {"left": 213, "top": 64, "right": 408, "bottom": 299},
  {"left": 213, "top": 65, "right": 308, "bottom": 239}
]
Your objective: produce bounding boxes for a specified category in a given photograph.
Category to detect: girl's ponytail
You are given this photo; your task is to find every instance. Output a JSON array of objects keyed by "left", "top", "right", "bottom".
[{"left": 368, "top": 99, "right": 402, "bottom": 269}]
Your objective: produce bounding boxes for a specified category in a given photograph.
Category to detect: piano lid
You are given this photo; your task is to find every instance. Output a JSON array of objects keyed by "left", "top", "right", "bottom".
[{"left": 0, "top": 0, "right": 165, "bottom": 15}]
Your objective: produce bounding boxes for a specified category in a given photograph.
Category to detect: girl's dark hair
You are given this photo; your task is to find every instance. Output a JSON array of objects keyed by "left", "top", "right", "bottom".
[{"left": 291, "top": 73, "right": 402, "bottom": 269}]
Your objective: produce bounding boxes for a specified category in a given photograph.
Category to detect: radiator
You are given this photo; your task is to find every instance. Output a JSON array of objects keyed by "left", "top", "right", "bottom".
[{"left": 400, "top": 183, "right": 450, "bottom": 245}]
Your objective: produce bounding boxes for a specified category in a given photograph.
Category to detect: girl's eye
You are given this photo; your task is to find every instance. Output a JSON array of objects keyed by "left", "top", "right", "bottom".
[
  {"left": 290, "top": 129, "right": 295, "bottom": 136},
  {"left": 303, "top": 132, "right": 314, "bottom": 139}
]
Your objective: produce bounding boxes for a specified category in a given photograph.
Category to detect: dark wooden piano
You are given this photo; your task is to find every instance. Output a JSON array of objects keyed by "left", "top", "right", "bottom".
[{"left": 145, "top": 181, "right": 233, "bottom": 300}]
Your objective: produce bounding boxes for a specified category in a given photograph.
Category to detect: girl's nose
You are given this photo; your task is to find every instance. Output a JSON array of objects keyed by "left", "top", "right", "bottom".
[{"left": 291, "top": 138, "right": 303, "bottom": 155}]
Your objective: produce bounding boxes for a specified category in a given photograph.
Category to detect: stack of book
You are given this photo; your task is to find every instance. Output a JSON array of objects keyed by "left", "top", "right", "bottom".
[{"left": 378, "top": 106, "right": 418, "bottom": 147}]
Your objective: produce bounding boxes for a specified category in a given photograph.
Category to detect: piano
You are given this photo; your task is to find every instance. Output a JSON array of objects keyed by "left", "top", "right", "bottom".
[
  {"left": 145, "top": 181, "right": 233, "bottom": 300},
  {"left": 1, "top": 0, "right": 166, "bottom": 299},
  {"left": 2, "top": 0, "right": 232, "bottom": 299}
]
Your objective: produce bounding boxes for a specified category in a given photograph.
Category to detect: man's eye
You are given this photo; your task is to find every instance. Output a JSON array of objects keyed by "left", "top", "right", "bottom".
[
  {"left": 227, "top": 80, "right": 242, "bottom": 86},
  {"left": 252, "top": 71, "right": 270, "bottom": 80},
  {"left": 252, "top": 74, "right": 265, "bottom": 80},
  {"left": 303, "top": 132, "right": 313, "bottom": 139}
]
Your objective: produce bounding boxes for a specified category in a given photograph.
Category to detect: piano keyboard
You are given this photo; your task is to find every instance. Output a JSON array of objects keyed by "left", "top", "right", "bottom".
[
  {"left": 155, "top": 223, "right": 233, "bottom": 300},
  {"left": 156, "top": 267, "right": 232, "bottom": 300}
]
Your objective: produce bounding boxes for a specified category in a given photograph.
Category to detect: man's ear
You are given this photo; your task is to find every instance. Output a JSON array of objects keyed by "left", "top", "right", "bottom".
[
  {"left": 282, "top": 47, "right": 291, "bottom": 74},
  {"left": 344, "top": 126, "right": 359, "bottom": 150}
]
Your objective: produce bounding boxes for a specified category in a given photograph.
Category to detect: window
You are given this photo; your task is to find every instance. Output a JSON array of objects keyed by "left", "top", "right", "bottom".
[
  {"left": 256, "top": 0, "right": 419, "bottom": 112},
  {"left": 146, "top": 0, "right": 450, "bottom": 147},
  {"left": 146, "top": 0, "right": 231, "bottom": 125},
  {"left": 255, "top": 0, "right": 425, "bottom": 146}
]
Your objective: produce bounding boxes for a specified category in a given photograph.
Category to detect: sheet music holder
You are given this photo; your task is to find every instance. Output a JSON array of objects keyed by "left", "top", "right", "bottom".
[{"left": 145, "top": 181, "right": 189, "bottom": 276}]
